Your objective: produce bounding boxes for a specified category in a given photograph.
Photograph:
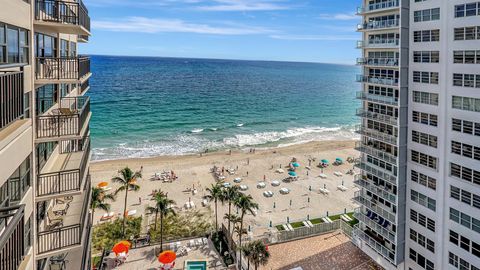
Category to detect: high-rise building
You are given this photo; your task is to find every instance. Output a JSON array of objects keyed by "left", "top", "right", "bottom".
[
  {"left": 354, "top": 0, "right": 480, "bottom": 269},
  {"left": 0, "top": 1, "right": 92, "bottom": 269}
]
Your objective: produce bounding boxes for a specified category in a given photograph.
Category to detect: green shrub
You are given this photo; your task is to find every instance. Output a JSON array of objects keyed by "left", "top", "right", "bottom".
[{"left": 92, "top": 217, "right": 142, "bottom": 253}]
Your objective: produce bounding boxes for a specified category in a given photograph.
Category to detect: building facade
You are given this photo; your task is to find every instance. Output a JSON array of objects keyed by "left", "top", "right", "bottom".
[
  {"left": 354, "top": 0, "right": 480, "bottom": 270},
  {"left": 0, "top": 0, "right": 92, "bottom": 269}
]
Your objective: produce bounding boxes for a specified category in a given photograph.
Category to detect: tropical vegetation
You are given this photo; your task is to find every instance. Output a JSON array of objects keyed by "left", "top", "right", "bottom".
[{"left": 112, "top": 167, "right": 141, "bottom": 237}]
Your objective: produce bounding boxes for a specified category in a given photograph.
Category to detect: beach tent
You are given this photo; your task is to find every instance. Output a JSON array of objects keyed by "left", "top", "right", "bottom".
[
  {"left": 292, "top": 162, "right": 300, "bottom": 167},
  {"left": 288, "top": 171, "right": 297, "bottom": 177}
]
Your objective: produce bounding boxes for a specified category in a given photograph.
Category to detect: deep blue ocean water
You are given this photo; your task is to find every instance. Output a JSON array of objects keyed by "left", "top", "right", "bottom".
[{"left": 89, "top": 55, "right": 360, "bottom": 161}]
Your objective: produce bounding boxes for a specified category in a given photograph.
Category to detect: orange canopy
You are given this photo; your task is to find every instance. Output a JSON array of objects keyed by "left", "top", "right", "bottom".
[
  {"left": 117, "top": 240, "right": 131, "bottom": 248},
  {"left": 158, "top": 250, "right": 176, "bottom": 264},
  {"left": 98, "top": 182, "right": 108, "bottom": 188},
  {"left": 112, "top": 242, "right": 130, "bottom": 255}
]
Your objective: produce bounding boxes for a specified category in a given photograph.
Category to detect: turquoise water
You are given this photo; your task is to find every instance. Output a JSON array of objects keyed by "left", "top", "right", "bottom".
[
  {"left": 185, "top": 260, "right": 207, "bottom": 270},
  {"left": 89, "top": 55, "right": 360, "bottom": 161}
]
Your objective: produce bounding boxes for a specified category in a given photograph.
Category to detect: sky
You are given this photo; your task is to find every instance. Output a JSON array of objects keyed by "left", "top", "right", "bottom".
[{"left": 82, "top": 0, "right": 361, "bottom": 64}]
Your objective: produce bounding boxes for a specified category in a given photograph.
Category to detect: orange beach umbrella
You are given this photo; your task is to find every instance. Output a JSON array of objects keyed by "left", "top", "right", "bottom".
[
  {"left": 112, "top": 241, "right": 130, "bottom": 255},
  {"left": 158, "top": 250, "right": 176, "bottom": 264},
  {"left": 98, "top": 182, "right": 108, "bottom": 188}
]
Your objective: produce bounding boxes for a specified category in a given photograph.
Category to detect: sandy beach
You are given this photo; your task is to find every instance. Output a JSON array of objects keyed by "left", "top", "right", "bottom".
[{"left": 90, "top": 140, "right": 359, "bottom": 238}]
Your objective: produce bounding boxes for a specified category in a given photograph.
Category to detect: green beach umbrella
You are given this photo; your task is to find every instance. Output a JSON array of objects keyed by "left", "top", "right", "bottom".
[
  {"left": 288, "top": 171, "right": 297, "bottom": 177},
  {"left": 321, "top": 159, "right": 329, "bottom": 164},
  {"left": 292, "top": 162, "right": 300, "bottom": 167}
]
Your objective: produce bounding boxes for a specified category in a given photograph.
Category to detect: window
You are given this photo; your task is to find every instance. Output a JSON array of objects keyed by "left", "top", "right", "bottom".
[
  {"left": 450, "top": 230, "right": 480, "bottom": 259},
  {"left": 412, "top": 130, "right": 437, "bottom": 148},
  {"left": 410, "top": 209, "right": 435, "bottom": 232},
  {"left": 35, "top": 32, "right": 57, "bottom": 57},
  {"left": 0, "top": 155, "right": 31, "bottom": 205},
  {"left": 36, "top": 85, "right": 59, "bottom": 115},
  {"left": 454, "top": 50, "right": 480, "bottom": 64},
  {"left": 412, "top": 91, "right": 438, "bottom": 105},
  {"left": 451, "top": 141, "right": 480, "bottom": 161},
  {"left": 414, "top": 8, "right": 440, "bottom": 22},
  {"left": 412, "top": 111, "right": 437, "bottom": 127},
  {"left": 413, "top": 51, "right": 440, "bottom": 63},
  {"left": 410, "top": 249, "right": 435, "bottom": 270},
  {"left": 413, "top": 71, "right": 438, "bottom": 84},
  {"left": 411, "top": 150, "right": 437, "bottom": 170},
  {"left": 411, "top": 170, "right": 436, "bottom": 190},
  {"left": 410, "top": 229, "right": 435, "bottom": 253},
  {"left": 411, "top": 189, "right": 436, "bottom": 211},
  {"left": 24, "top": 214, "right": 32, "bottom": 253},
  {"left": 452, "top": 73, "right": 480, "bottom": 88},
  {"left": 452, "top": 96, "right": 480, "bottom": 112},
  {"left": 450, "top": 163, "right": 480, "bottom": 186},
  {"left": 455, "top": 2, "right": 480, "bottom": 18},
  {"left": 413, "top": 29, "right": 440, "bottom": 42},
  {"left": 452, "top": 118, "right": 480, "bottom": 137},
  {"left": 0, "top": 23, "right": 29, "bottom": 65}
]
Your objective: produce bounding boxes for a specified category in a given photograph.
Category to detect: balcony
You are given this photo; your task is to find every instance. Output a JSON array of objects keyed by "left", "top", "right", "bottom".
[
  {"left": 36, "top": 137, "right": 91, "bottom": 199},
  {"left": 354, "top": 208, "right": 395, "bottom": 242},
  {"left": 357, "top": 0, "right": 399, "bottom": 15},
  {"left": 353, "top": 225, "right": 396, "bottom": 265},
  {"left": 36, "top": 180, "right": 91, "bottom": 256},
  {"left": 357, "top": 19, "right": 399, "bottom": 31},
  {"left": 356, "top": 109, "right": 398, "bottom": 126},
  {"left": 356, "top": 58, "right": 399, "bottom": 67},
  {"left": 0, "top": 205, "right": 26, "bottom": 270},
  {"left": 355, "top": 141, "right": 398, "bottom": 165},
  {"left": 78, "top": 35, "right": 89, "bottom": 43},
  {"left": 0, "top": 71, "right": 24, "bottom": 130},
  {"left": 80, "top": 79, "right": 90, "bottom": 94},
  {"left": 356, "top": 75, "right": 399, "bottom": 87},
  {"left": 355, "top": 160, "right": 397, "bottom": 184},
  {"left": 356, "top": 91, "right": 399, "bottom": 106},
  {"left": 35, "top": 56, "right": 91, "bottom": 84},
  {"left": 34, "top": 0, "right": 90, "bottom": 36},
  {"left": 353, "top": 175, "right": 396, "bottom": 204},
  {"left": 36, "top": 96, "right": 91, "bottom": 141},
  {"left": 353, "top": 191, "right": 396, "bottom": 224},
  {"left": 356, "top": 39, "right": 399, "bottom": 49},
  {"left": 355, "top": 125, "right": 397, "bottom": 145}
]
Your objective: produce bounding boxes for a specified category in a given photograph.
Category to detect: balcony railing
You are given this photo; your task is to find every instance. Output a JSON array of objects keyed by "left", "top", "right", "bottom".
[
  {"left": 0, "top": 205, "right": 26, "bottom": 270},
  {"left": 36, "top": 96, "right": 90, "bottom": 139},
  {"left": 0, "top": 71, "right": 24, "bottom": 130},
  {"left": 355, "top": 163, "right": 397, "bottom": 187},
  {"left": 354, "top": 208, "right": 395, "bottom": 242},
  {"left": 35, "top": 0, "right": 90, "bottom": 32},
  {"left": 35, "top": 56, "right": 90, "bottom": 81},
  {"left": 353, "top": 191, "right": 396, "bottom": 224},
  {"left": 81, "top": 79, "right": 90, "bottom": 93},
  {"left": 357, "top": 19, "right": 399, "bottom": 31},
  {"left": 37, "top": 180, "right": 91, "bottom": 254},
  {"left": 356, "top": 91, "right": 399, "bottom": 106},
  {"left": 353, "top": 225, "right": 396, "bottom": 265},
  {"left": 357, "top": 0, "right": 399, "bottom": 14},
  {"left": 36, "top": 137, "right": 90, "bottom": 198},
  {"left": 355, "top": 125, "right": 398, "bottom": 145},
  {"left": 356, "top": 75, "right": 399, "bottom": 87},
  {"left": 357, "top": 58, "right": 399, "bottom": 67},
  {"left": 78, "top": 35, "right": 89, "bottom": 42},
  {"left": 356, "top": 109, "right": 398, "bottom": 126},
  {"left": 355, "top": 141, "right": 398, "bottom": 165},
  {"left": 356, "top": 39, "right": 399, "bottom": 49},
  {"left": 353, "top": 176, "right": 396, "bottom": 204}
]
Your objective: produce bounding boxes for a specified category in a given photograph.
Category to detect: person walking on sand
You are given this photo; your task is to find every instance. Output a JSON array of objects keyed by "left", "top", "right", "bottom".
[{"left": 139, "top": 197, "right": 142, "bottom": 204}]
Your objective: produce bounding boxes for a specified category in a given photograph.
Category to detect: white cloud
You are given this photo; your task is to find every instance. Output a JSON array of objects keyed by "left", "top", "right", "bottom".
[
  {"left": 319, "top": 13, "right": 357, "bottom": 21},
  {"left": 269, "top": 34, "right": 358, "bottom": 41},
  {"left": 92, "top": 17, "right": 275, "bottom": 35},
  {"left": 196, "top": 0, "right": 291, "bottom": 11}
]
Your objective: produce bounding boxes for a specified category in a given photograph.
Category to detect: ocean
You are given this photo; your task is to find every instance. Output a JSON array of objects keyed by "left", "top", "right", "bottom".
[{"left": 89, "top": 55, "right": 360, "bottom": 161}]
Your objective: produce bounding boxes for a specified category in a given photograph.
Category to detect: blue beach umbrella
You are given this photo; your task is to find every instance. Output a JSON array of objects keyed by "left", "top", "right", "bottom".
[
  {"left": 292, "top": 162, "right": 300, "bottom": 167},
  {"left": 288, "top": 171, "right": 297, "bottom": 177}
]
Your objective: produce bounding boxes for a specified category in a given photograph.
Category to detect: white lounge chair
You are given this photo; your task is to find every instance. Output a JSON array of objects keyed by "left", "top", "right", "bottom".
[
  {"left": 321, "top": 217, "right": 329, "bottom": 223},
  {"left": 337, "top": 185, "right": 348, "bottom": 192},
  {"left": 287, "top": 224, "right": 294, "bottom": 231},
  {"left": 307, "top": 220, "right": 314, "bottom": 227},
  {"left": 334, "top": 171, "right": 343, "bottom": 177},
  {"left": 319, "top": 173, "right": 327, "bottom": 179},
  {"left": 325, "top": 217, "right": 333, "bottom": 223}
]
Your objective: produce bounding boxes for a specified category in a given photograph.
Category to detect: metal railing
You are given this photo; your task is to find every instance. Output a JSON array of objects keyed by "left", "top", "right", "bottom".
[
  {"left": 353, "top": 191, "right": 396, "bottom": 224},
  {"left": 36, "top": 96, "right": 90, "bottom": 139},
  {"left": 356, "top": 91, "right": 399, "bottom": 106},
  {"left": 357, "top": 0, "right": 399, "bottom": 14},
  {"left": 356, "top": 109, "right": 398, "bottom": 126},
  {"left": 355, "top": 141, "right": 398, "bottom": 165},
  {"left": 353, "top": 225, "right": 396, "bottom": 265},
  {"left": 0, "top": 71, "right": 24, "bottom": 130},
  {"left": 0, "top": 205, "right": 26, "bottom": 270},
  {"left": 36, "top": 137, "right": 90, "bottom": 197},
  {"left": 36, "top": 180, "right": 91, "bottom": 254},
  {"left": 35, "top": 0, "right": 90, "bottom": 32},
  {"left": 353, "top": 176, "right": 396, "bottom": 204},
  {"left": 357, "top": 19, "right": 399, "bottom": 31},
  {"left": 81, "top": 79, "right": 89, "bottom": 93},
  {"left": 355, "top": 160, "right": 398, "bottom": 184},
  {"left": 355, "top": 125, "right": 398, "bottom": 145},
  {"left": 35, "top": 56, "right": 90, "bottom": 81},
  {"left": 356, "top": 74, "right": 399, "bottom": 87},
  {"left": 78, "top": 35, "right": 89, "bottom": 42},
  {"left": 354, "top": 208, "right": 395, "bottom": 242},
  {"left": 356, "top": 39, "right": 399, "bottom": 48},
  {"left": 357, "top": 58, "right": 399, "bottom": 67}
]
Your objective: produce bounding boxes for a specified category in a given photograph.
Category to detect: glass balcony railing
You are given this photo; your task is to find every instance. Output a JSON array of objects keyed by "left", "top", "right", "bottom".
[
  {"left": 357, "top": 0, "right": 399, "bottom": 14},
  {"left": 356, "top": 39, "right": 400, "bottom": 49},
  {"left": 355, "top": 141, "right": 398, "bottom": 165},
  {"left": 356, "top": 75, "right": 399, "bottom": 87},
  {"left": 355, "top": 160, "right": 398, "bottom": 185},
  {"left": 353, "top": 175, "right": 397, "bottom": 204},
  {"left": 353, "top": 225, "right": 396, "bottom": 265},
  {"left": 354, "top": 208, "right": 395, "bottom": 242},
  {"left": 355, "top": 125, "right": 398, "bottom": 145},
  {"left": 356, "top": 91, "right": 399, "bottom": 106},
  {"left": 356, "top": 108, "right": 398, "bottom": 126},
  {"left": 356, "top": 58, "right": 399, "bottom": 67},
  {"left": 353, "top": 191, "right": 396, "bottom": 224},
  {"left": 357, "top": 19, "right": 399, "bottom": 31}
]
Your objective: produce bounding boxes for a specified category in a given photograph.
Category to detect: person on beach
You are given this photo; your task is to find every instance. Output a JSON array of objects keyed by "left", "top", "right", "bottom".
[{"left": 139, "top": 197, "right": 142, "bottom": 204}]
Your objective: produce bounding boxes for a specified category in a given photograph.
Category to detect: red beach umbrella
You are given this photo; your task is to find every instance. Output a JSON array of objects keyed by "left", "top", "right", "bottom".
[{"left": 158, "top": 250, "right": 176, "bottom": 264}]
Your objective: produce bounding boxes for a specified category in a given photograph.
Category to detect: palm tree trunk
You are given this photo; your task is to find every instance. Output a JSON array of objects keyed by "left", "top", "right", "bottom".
[
  {"left": 154, "top": 208, "right": 159, "bottom": 230},
  {"left": 160, "top": 213, "right": 164, "bottom": 252},
  {"left": 228, "top": 202, "right": 231, "bottom": 235},
  {"left": 122, "top": 185, "right": 129, "bottom": 237},
  {"left": 238, "top": 212, "right": 245, "bottom": 268},
  {"left": 214, "top": 199, "right": 218, "bottom": 232},
  {"left": 255, "top": 263, "right": 258, "bottom": 270},
  {"left": 247, "top": 258, "right": 250, "bottom": 270}
]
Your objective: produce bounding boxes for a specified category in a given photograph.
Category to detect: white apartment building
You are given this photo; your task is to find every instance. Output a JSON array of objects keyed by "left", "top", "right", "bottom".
[
  {"left": 0, "top": 0, "right": 92, "bottom": 269},
  {"left": 354, "top": 0, "right": 480, "bottom": 270}
]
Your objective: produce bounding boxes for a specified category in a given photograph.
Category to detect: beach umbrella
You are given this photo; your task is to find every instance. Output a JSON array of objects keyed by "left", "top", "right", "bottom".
[
  {"left": 292, "top": 162, "right": 300, "bottom": 167},
  {"left": 321, "top": 159, "right": 329, "bottom": 164},
  {"left": 336, "top": 158, "right": 343, "bottom": 162},
  {"left": 112, "top": 242, "right": 130, "bottom": 255},
  {"left": 288, "top": 171, "right": 297, "bottom": 177},
  {"left": 158, "top": 250, "right": 176, "bottom": 264},
  {"left": 98, "top": 182, "right": 108, "bottom": 188}
]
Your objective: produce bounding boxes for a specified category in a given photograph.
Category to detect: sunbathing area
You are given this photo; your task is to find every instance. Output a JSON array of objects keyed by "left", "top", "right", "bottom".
[{"left": 261, "top": 232, "right": 382, "bottom": 270}]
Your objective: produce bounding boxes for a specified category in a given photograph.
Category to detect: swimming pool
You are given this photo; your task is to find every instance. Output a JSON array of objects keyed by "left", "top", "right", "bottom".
[{"left": 185, "top": 260, "right": 207, "bottom": 270}]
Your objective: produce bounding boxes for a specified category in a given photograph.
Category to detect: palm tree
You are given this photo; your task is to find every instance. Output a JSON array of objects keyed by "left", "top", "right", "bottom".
[
  {"left": 224, "top": 213, "right": 242, "bottom": 239},
  {"left": 234, "top": 193, "right": 258, "bottom": 268},
  {"left": 90, "top": 187, "right": 115, "bottom": 219},
  {"left": 222, "top": 185, "right": 240, "bottom": 236},
  {"left": 241, "top": 242, "right": 255, "bottom": 270},
  {"left": 250, "top": 240, "right": 270, "bottom": 270},
  {"left": 153, "top": 192, "right": 176, "bottom": 252},
  {"left": 112, "top": 167, "right": 141, "bottom": 237},
  {"left": 205, "top": 182, "right": 224, "bottom": 232}
]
